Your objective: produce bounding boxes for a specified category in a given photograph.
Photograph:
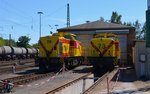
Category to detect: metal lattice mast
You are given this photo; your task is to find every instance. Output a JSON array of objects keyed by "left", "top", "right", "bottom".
[
  {"left": 67, "top": 3, "right": 70, "bottom": 27},
  {"left": 146, "top": 0, "right": 150, "bottom": 47}
]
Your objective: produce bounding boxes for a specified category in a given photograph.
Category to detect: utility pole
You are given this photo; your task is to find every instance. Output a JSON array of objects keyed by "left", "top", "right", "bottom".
[
  {"left": 148, "top": 0, "right": 150, "bottom": 9},
  {"left": 37, "top": 12, "right": 43, "bottom": 38},
  {"left": 67, "top": 3, "right": 70, "bottom": 27},
  {"left": 9, "top": 34, "right": 11, "bottom": 46}
]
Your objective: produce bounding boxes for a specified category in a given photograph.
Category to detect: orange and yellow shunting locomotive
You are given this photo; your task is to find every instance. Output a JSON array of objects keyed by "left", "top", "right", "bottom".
[
  {"left": 87, "top": 33, "right": 120, "bottom": 75},
  {"left": 37, "top": 32, "right": 83, "bottom": 72}
]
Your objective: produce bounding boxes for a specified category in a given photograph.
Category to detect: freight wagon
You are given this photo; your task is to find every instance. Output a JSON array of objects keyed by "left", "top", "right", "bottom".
[{"left": 0, "top": 46, "right": 38, "bottom": 61}]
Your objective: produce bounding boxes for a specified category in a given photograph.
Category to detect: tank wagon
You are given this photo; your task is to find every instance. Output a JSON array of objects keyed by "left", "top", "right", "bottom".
[
  {"left": 37, "top": 32, "right": 84, "bottom": 72},
  {"left": 0, "top": 46, "right": 38, "bottom": 61},
  {"left": 87, "top": 33, "right": 120, "bottom": 75}
]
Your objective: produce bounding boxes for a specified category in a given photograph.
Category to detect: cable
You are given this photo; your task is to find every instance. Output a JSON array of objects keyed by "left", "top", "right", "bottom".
[
  {"left": 0, "top": 19, "right": 30, "bottom": 28},
  {"left": 0, "top": 0, "right": 32, "bottom": 19},
  {"left": 0, "top": 1, "right": 67, "bottom": 33},
  {"left": 21, "top": 4, "right": 67, "bottom": 28},
  {"left": 46, "top": 4, "right": 67, "bottom": 17}
]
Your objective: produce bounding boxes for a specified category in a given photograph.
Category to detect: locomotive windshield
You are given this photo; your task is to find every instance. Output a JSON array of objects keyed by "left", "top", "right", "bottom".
[
  {"left": 64, "top": 35, "right": 72, "bottom": 39},
  {"left": 107, "top": 36, "right": 116, "bottom": 39},
  {"left": 73, "top": 36, "right": 78, "bottom": 40},
  {"left": 95, "top": 36, "right": 104, "bottom": 38},
  {"left": 64, "top": 35, "right": 78, "bottom": 40}
]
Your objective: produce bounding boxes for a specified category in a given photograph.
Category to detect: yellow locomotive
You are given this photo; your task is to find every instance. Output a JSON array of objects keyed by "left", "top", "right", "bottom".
[
  {"left": 37, "top": 32, "right": 84, "bottom": 72},
  {"left": 87, "top": 33, "right": 120, "bottom": 75}
]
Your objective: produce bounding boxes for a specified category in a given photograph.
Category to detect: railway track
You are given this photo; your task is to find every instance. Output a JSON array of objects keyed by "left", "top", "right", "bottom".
[
  {"left": 82, "top": 68, "right": 119, "bottom": 94},
  {"left": 44, "top": 68, "right": 118, "bottom": 94},
  {"left": 2, "top": 72, "right": 55, "bottom": 86},
  {"left": 46, "top": 73, "right": 92, "bottom": 94},
  {"left": 0, "top": 63, "right": 35, "bottom": 74},
  {"left": 82, "top": 72, "right": 109, "bottom": 94},
  {"left": 0, "top": 59, "right": 36, "bottom": 74},
  {"left": 0, "top": 59, "right": 35, "bottom": 67},
  {"left": 0, "top": 65, "right": 93, "bottom": 94}
]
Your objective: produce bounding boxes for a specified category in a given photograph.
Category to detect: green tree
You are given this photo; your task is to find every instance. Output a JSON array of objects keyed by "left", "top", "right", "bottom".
[
  {"left": 110, "top": 11, "right": 122, "bottom": 24},
  {"left": 140, "top": 23, "right": 146, "bottom": 40},
  {"left": 132, "top": 20, "right": 141, "bottom": 39},
  {"left": 103, "top": 11, "right": 146, "bottom": 40},
  {"left": 0, "top": 37, "right": 5, "bottom": 46},
  {"left": 32, "top": 43, "right": 38, "bottom": 48},
  {"left": 123, "top": 22, "right": 132, "bottom": 26},
  {"left": 4, "top": 39, "right": 17, "bottom": 46},
  {"left": 99, "top": 17, "right": 105, "bottom": 22},
  {"left": 17, "top": 36, "right": 31, "bottom": 47}
]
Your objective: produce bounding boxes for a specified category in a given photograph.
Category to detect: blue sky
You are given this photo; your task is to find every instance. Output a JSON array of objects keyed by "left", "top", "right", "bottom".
[{"left": 0, "top": 0, "right": 147, "bottom": 44}]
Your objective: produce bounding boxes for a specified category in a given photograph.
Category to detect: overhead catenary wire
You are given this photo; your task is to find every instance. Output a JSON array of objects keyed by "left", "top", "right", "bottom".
[
  {"left": 0, "top": 1, "right": 68, "bottom": 38},
  {"left": 23, "top": 4, "right": 67, "bottom": 25},
  {"left": 0, "top": 0, "right": 34, "bottom": 30},
  {"left": 0, "top": 0, "right": 67, "bottom": 24},
  {"left": 1, "top": 4, "right": 68, "bottom": 30},
  {"left": 0, "top": 0, "right": 33, "bottom": 19}
]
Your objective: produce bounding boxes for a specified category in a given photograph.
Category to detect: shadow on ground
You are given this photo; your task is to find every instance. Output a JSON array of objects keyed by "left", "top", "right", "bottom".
[
  {"left": 109, "top": 67, "right": 150, "bottom": 94},
  {"left": 111, "top": 67, "right": 138, "bottom": 82},
  {"left": 72, "top": 65, "right": 93, "bottom": 73},
  {"left": 111, "top": 86, "right": 150, "bottom": 94},
  {"left": 16, "top": 68, "right": 39, "bottom": 74}
]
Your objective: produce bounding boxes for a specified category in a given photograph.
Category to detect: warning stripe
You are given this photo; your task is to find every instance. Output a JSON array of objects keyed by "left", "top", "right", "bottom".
[
  {"left": 39, "top": 39, "right": 59, "bottom": 57},
  {"left": 101, "top": 41, "right": 114, "bottom": 56},
  {"left": 39, "top": 40, "right": 49, "bottom": 57},
  {"left": 115, "top": 42, "right": 119, "bottom": 56},
  {"left": 115, "top": 42, "right": 119, "bottom": 51},
  {"left": 91, "top": 41, "right": 102, "bottom": 55},
  {"left": 91, "top": 40, "right": 114, "bottom": 56},
  {"left": 48, "top": 39, "right": 59, "bottom": 56}
]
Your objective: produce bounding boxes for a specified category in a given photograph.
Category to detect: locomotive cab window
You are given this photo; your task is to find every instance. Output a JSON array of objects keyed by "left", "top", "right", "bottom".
[
  {"left": 95, "top": 36, "right": 104, "bottom": 38},
  {"left": 64, "top": 35, "right": 72, "bottom": 39},
  {"left": 64, "top": 35, "right": 78, "bottom": 40},
  {"left": 107, "top": 36, "right": 115, "bottom": 39},
  {"left": 73, "top": 36, "right": 78, "bottom": 40}
]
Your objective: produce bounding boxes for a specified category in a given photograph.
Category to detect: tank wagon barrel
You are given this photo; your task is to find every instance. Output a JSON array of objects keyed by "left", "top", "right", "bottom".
[
  {"left": 11, "top": 47, "right": 22, "bottom": 59},
  {"left": 0, "top": 46, "right": 12, "bottom": 60},
  {"left": 0, "top": 46, "right": 38, "bottom": 61},
  {"left": 1, "top": 46, "right": 12, "bottom": 55}
]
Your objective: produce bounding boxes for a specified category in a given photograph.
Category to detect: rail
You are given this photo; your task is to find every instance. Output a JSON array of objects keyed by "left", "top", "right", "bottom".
[
  {"left": 2, "top": 72, "right": 55, "bottom": 86},
  {"left": 0, "top": 59, "right": 35, "bottom": 67},
  {"left": 82, "top": 68, "right": 119, "bottom": 94},
  {"left": 0, "top": 59, "right": 36, "bottom": 74},
  {"left": 82, "top": 72, "right": 109, "bottom": 94},
  {"left": 46, "top": 73, "right": 92, "bottom": 94}
]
